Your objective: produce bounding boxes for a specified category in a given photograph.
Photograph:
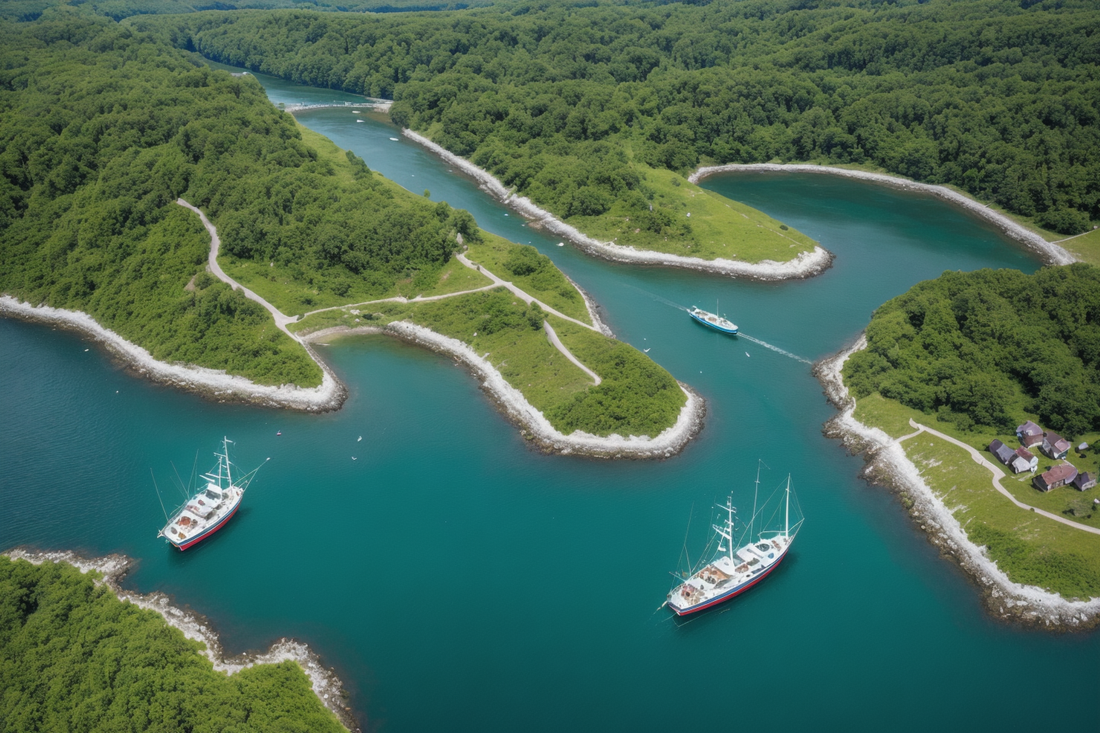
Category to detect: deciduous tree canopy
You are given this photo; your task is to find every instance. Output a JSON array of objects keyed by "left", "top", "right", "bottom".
[
  {"left": 133, "top": 0, "right": 1100, "bottom": 235},
  {"left": 844, "top": 264, "right": 1100, "bottom": 436},
  {"left": 0, "top": 558, "right": 345, "bottom": 732}
]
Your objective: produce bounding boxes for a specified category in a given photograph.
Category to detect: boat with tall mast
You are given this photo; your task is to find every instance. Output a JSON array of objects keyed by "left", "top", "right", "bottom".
[
  {"left": 688, "top": 300, "right": 738, "bottom": 334},
  {"left": 667, "top": 467, "right": 802, "bottom": 616},
  {"left": 156, "top": 437, "right": 265, "bottom": 551}
]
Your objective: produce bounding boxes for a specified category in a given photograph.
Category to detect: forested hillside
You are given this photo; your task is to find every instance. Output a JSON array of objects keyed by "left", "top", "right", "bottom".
[
  {"left": 844, "top": 264, "right": 1100, "bottom": 437},
  {"left": 136, "top": 0, "right": 1100, "bottom": 237},
  {"left": 0, "top": 0, "right": 488, "bottom": 23},
  {"left": 0, "top": 557, "right": 346, "bottom": 731},
  {"left": 0, "top": 16, "right": 475, "bottom": 386}
]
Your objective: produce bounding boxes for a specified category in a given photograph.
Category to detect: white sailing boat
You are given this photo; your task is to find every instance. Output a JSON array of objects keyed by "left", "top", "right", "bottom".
[
  {"left": 156, "top": 437, "right": 266, "bottom": 551},
  {"left": 667, "top": 467, "right": 803, "bottom": 616}
]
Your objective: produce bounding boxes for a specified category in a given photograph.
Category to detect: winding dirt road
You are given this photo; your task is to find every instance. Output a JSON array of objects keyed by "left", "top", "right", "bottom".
[{"left": 177, "top": 199, "right": 603, "bottom": 383}]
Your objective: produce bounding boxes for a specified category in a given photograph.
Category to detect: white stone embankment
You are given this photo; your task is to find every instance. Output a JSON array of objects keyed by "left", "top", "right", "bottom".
[
  {"left": 692, "top": 164, "right": 1076, "bottom": 266},
  {"left": 401, "top": 130, "right": 833, "bottom": 281},
  {"left": 0, "top": 295, "right": 346, "bottom": 412},
  {"left": 815, "top": 337, "right": 1100, "bottom": 629},
  {"left": 303, "top": 320, "right": 705, "bottom": 458},
  {"left": 4, "top": 549, "right": 358, "bottom": 731}
]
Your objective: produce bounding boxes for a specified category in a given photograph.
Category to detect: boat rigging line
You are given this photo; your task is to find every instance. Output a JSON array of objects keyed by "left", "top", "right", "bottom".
[{"left": 150, "top": 469, "right": 169, "bottom": 523}]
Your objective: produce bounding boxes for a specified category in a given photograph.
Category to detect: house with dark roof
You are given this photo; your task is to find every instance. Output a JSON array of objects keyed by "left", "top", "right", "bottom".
[
  {"left": 1071, "top": 472, "right": 1096, "bottom": 491},
  {"left": 989, "top": 440, "right": 1015, "bottom": 466},
  {"left": 1033, "top": 464, "right": 1078, "bottom": 492},
  {"left": 1041, "top": 431, "right": 1071, "bottom": 460},
  {"left": 1016, "top": 421, "right": 1044, "bottom": 448},
  {"left": 1010, "top": 447, "right": 1038, "bottom": 474}
]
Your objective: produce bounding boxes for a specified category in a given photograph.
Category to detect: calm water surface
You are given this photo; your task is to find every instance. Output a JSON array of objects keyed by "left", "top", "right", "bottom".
[{"left": 1, "top": 67, "right": 1095, "bottom": 732}]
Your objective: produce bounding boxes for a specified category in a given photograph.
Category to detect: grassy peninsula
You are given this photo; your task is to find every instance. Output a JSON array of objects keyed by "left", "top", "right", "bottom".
[
  {"left": 0, "top": 557, "right": 345, "bottom": 732},
  {"left": 843, "top": 265, "right": 1100, "bottom": 599}
]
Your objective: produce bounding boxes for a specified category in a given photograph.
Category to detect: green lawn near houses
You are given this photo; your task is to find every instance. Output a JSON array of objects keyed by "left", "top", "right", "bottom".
[{"left": 853, "top": 392, "right": 1100, "bottom": 598}]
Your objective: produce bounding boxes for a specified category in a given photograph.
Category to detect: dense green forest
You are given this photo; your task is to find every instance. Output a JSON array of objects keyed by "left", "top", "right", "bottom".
[
  {"left": 0, "top": 16, "right": 482, "bottom": 387},
  {"left": 0, "top": 557, "right": 345, "bottom": 732},
  {"left": 844, "top": 264, "right": 1100, "bottom": 437},
  {"left": 130, "top": 0, "right": 1100, "bottom": 238},
  {"left": 0, "top": 0, "right": 488, "bottom": 23}
]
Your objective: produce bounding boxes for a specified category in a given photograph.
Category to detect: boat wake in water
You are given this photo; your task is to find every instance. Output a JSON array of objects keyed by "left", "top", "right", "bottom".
[{"left": 738, "top": 334, "right": 811, "bottom": 364}]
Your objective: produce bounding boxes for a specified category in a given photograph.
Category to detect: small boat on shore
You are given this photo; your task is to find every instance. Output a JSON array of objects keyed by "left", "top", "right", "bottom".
[
  {"left": 667, "top": 468, "right": 802, "bottom": 616},
  {"left": 156, "top": 437, "right": 266, "bottom": 551},
  {"left": 688, "top": 305, "right": 738, "bottom": 334}
]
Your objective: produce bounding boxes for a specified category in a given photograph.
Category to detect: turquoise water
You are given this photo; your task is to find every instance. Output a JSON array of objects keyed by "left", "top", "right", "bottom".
[{"left": 2, "top": 67, "right": 1096, "bottom": 732}]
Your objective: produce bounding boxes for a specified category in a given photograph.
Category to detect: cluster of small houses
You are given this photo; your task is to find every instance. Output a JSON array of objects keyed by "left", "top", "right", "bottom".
[{"left": 988, "top": 421, "right": 1096, "bottom": 492}]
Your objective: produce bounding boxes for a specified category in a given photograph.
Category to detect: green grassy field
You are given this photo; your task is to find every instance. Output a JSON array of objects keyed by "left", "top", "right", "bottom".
[
  {"left": 853, "top": 393, "right": 1100, "bottom": 598},
  {"left": 464, "top": 233, "right": 592, "bottom": 324},
  {"left": 293, "top": 288, "right": 686, "bottom": 438},
  {"left": 571, "top": 162, "right": 818, "bottom": 263},
  {"left": 1061, "top": 228, "right": 1100, "bottom": 266}
]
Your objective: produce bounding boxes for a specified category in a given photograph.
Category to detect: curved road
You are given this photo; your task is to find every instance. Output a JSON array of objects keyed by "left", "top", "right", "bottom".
[
  {"left": 178, "top": 199, "right": 602, "bottom": 383},
  {"left": 177, "top": 199, "right": 301, "bottom": 340},
  {"left": 901, "top": 419, "right": 1100, "bottom": 536},
  {"left": 543, "top": 321, "right": 600, "bottom": 385}
]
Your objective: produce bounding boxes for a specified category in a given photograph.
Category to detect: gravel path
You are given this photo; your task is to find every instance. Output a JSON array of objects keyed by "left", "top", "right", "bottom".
[
  {"left": 543, "top": 321, "right": 600, "bottom": 385},
  {"left": 177, "top": 199, "right": 301, "bottom": 339}
]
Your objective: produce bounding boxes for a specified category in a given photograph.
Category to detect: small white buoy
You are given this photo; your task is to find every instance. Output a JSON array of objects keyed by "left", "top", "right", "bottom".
[
  {"left": 557, "top": 242, "right": 564, "bottom": 247},
  {"left": 504, "top": 213, "right": 508, "bottom": 216},
  {"left": 115, "top": 390, "right": 119, "bottom": 394}
]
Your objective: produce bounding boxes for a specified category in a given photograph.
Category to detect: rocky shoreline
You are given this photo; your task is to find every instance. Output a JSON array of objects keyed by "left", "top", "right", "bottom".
[
  {"left": 303, "top": 321, "right": 706, "bottom": 459},
  {"left": 2, "top": 295, "right": 701, "bottom": 458},
  {"left": 691, "top": 164, "right": 1076, "bottom": 266},
  {"left": 402, "top": 130, "right": 834, "bottom": 281},
  {"left": 0, "top": 295, "right": 348, "bottom": 413},
  {"left": 3, "top": 548, "right": 359, "bottom": 731},
  {"left": 814, "top": 337, "right": 1100, "bottom": 631}
]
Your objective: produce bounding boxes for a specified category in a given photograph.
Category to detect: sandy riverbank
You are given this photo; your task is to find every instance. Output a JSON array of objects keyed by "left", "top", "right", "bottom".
[
  {"left": 402, "top": 130, "right": 833, "bottom": 281},
  {"left": 303, "top": 321, "right": 705, "bottom": 459},
  {"left": 0, "top": 295, "right": 347, "bottom": 412},
  {"left": 691, "top": 164, "right": 1076, "bottom": 266},
  {"left": 3, "top": 549, "right": 359, "bottom": 731},
  {"left": 814, "top": 337, "right": 1100, "bottom": 630}
]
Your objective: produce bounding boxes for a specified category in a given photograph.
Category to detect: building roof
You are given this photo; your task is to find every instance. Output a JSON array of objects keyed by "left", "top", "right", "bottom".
[
  {"left": 1039, "top": 463, "right": 1078, "bottom": 485},
  {"left": 1014, "top": 446, "right": 1036, "bottom": 460},
  {"left": 1016, "top": 420, "right": 1043, "bottom": 436},
  {"left": 1072, "top": 471, "right": 1095, "bottom": 488},
  {"left": 1044, "top": 432, "right": 1071, "bottom": 453},
  {"left": 989, "top": 440, "right": 1014, "bottom": 463}
]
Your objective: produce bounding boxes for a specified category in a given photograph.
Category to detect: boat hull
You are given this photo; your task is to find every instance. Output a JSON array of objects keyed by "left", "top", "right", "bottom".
[
  {"left": 688, "top": 310, "right": 738, "bottom": 334},
  {"left": 168, "top": 494, "right": 242, "bottom": 551},
  {"left": 669, "top": 544, "right": 790, "bottom": 616}
]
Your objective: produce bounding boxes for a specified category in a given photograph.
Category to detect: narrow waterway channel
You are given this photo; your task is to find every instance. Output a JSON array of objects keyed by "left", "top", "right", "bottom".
[{"left": 1, "top": 65, "right": 1095, "bottom": 733}]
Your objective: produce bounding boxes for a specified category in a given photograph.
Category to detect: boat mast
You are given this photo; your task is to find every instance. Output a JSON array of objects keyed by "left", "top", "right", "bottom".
[
  {"left": 225, "top": 437, "right": 234, "bottom": 488},
  {"left": 751, "top": 460, "right": 760, "bottom": 539},
  {"left": 785, "top": 474, "right": 791, "bottom": 538}
]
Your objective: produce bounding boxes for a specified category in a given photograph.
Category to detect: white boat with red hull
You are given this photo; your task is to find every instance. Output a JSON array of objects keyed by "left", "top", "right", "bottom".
[
  {"left": 667, "top": 469, "right": 803, "bottom": 616},
  {"left": 157, "top": 437, "right": 265, "bottom": 551}
]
